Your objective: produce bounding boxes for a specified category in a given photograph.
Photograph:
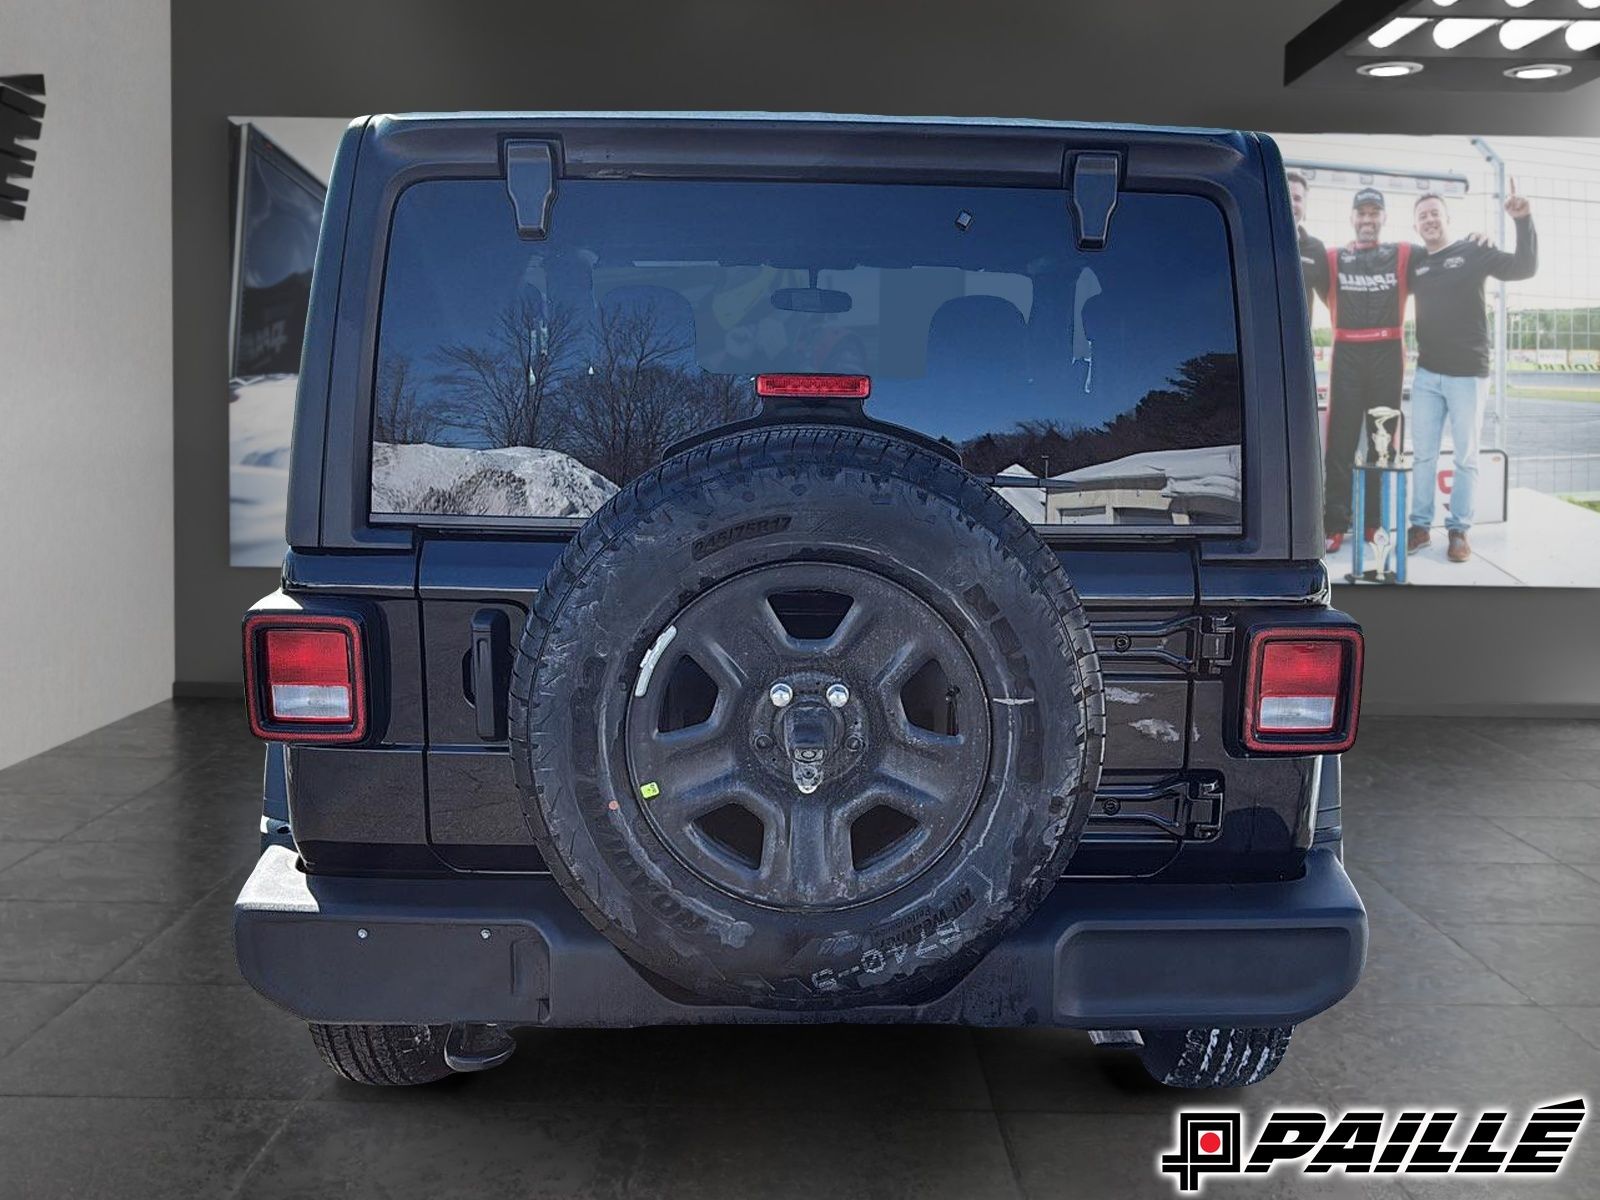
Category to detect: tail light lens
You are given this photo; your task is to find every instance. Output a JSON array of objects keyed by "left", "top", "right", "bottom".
[
  {"left": 1242, "top": 627, "right": 1363, "bottom": 753},
  {"left": 243, "top": 613, "right": 368, "bottom": 743}
]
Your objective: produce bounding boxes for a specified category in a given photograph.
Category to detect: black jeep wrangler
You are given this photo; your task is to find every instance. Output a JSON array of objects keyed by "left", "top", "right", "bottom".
[{"left": 235, "top": 112, "right": 1366, "bottom": 1089}]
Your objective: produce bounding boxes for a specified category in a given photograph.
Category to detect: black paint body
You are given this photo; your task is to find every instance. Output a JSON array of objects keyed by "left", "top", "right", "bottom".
[{"left": 240, "top": 113, "right": 1364, "bottom": 1029}]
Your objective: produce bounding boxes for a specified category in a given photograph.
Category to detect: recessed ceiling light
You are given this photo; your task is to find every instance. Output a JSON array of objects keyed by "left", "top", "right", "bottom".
[
  {"left": 1433, "top": 17, "right": 1501, "bottom": 47},
  {"left": 1567, "top": 20, "right": 1600, "bottom": 49},
  {"left": 1500, "top": 19, "right": 1565, "bottom": 49},
  {"left": 1369, "top": 16, "right": 1428, "bottom": 46},
  {"left": 1358, "top": 60, "right": 1425, "bottom": 76},
  {"left": 1504, "top": 62, "right": 1573, "bottom": 79}
]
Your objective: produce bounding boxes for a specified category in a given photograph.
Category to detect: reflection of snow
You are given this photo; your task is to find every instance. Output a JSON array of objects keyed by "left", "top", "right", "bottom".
[
  {"left": 371, "top": 443, "right": 618, "bottom": 519},
  {"left": 994, "top": 445, "right": 1241, "bottom": 525},
  {"left": 1056, "top": 445, "right": 1241, "bottom": 501},
  {"left": 230, "top": 375, "right": 297, "bottom": 567},
  {"left": 996, "top": 463, "right": 1046, "bottom": 522}
]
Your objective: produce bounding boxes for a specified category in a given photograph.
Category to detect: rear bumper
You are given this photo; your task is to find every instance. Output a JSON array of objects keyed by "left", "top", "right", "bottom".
[{"left": 234, "top": 845, "right": 1366, "bottom": 1029}]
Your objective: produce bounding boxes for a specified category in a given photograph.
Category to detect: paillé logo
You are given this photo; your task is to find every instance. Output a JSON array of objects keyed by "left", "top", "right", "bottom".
[{"left": 1159, "top": 1098, "right": 1586, "bottom": 1193}]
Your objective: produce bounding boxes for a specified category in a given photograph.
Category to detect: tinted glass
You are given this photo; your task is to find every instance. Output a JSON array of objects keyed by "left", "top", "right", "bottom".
[{"left": 372, "top": 178, "right": 1242, "bottom": 526}]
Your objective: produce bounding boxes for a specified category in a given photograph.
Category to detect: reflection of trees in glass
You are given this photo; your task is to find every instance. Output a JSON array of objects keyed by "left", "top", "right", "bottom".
[
  {"left": 374, "top": 353, "right": 446, "bottom": 444},
  {"left": 959, "top": 352, "right": 1242, "bottom": 478},
  {"left": 433, "top": 298, "right": 581, "bottom": 449},
  {"left": 559, "top": 299, "right": 754, "bottom": 483},
  {"left": 406, "top": 295, "right": 757, "bottom": 483}
]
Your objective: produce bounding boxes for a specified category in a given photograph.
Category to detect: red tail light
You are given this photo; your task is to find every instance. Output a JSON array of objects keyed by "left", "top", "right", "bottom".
[
  {"left": 244, "top": 613, "right": 368, "bottom": 743},
  {"left": 756, "top": 373, "right": 872, "bottom": 399},
  {"left": 1242, "top": 627, "right": 1362, "bottom": 754}
]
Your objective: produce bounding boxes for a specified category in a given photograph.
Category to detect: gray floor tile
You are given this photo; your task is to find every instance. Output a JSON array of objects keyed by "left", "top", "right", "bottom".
[
  {"left": 110, "top": 869, "right": 251, "bottom": 984},
  {"left": 238, "top": 1100, "right": 1021, "bottom": 1200},
  {"left": 1345, "top": 814, "right": 1554, "bottom": 864},
  {"left": 1343, "top": 779, "right": 1600, "bottom": 819},
  {"left": 0, "top": 840, "right": 48, "bottom": 872},
  {"left": 0, "top": 900, "right": 184, "bottom": 982},
  {"left": 1547, "top": 1006, "right": 1600, "bottom": 1052},
  {"left": 973, "top": 1027, "right": 1324, "bottom": 1116},
  {"left": 0, "top": 1097, "right": 293, "bottom": 1200},
  {"left": 999, "top": 1110, "right": 1409, "bottom": 1200},
  {"left": 1363, "top": 860, "right": 1600, "bottom": 925},
  {"left": 1488, "top": 817, "right": 1600, "bottom": 864},
  {"left": 0, "top": 982, "right": 324, "bottom": 1100},
  {"left": 0, "top": 752, "right": 182, "bottom": 799},
  {"left": 0, "top": 791, "right": 135, "bottom": 840},
  {"left": 1339, "top": 878, "right": 1528, "bottom": 1007},
  {"left": 1438, "top": 923, "right": 1600, "bottom": 1006},
  {"left": 1291, "top": 1003, "right": 1600, "bottom": 1109},
  {"left": 0, "top": 839, "right": 255, "bottom": 903},
  {"left": 68, "top": 784, "right": 262, "bottom": 845},
  {"left": 0, "top": 981, "right": 88, "bottom": 1058}
]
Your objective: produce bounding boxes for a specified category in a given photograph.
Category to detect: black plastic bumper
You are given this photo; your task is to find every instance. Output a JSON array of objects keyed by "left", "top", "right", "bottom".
[{"left": 234, "top": 846, "right": 1366, "bottom": 1029}]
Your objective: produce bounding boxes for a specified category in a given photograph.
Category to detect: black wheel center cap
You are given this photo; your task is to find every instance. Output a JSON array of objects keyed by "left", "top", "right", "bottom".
[{"left": 623, "top": 561, "right": 990, "bottom": 911}]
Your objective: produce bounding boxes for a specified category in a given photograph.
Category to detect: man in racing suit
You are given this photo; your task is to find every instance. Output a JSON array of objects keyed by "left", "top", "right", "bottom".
[{"left": 1304, "top": 187, "right": 1411, "bottom": 555}]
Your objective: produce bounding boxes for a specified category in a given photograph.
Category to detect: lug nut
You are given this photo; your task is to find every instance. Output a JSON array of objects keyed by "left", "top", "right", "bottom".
[
  {"left": 769, "top": 682, "right": 794, "bottom": 708},
  {"left": 754, "top": 733, "right": 774, "bottom": 750},
  {"left": 845, "top": 734, "right": 864, "bottom": 752},
  {"left": 826, "top": 683, "right": 850, "bottom": 708}
]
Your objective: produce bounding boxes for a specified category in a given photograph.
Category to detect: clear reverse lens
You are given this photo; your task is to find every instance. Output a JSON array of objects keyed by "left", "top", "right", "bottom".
[
  {"left": 270, "top": 683, "right": 352, "bottom": 721},
  {"left": 1258, "top": 696, "right": 1338, "bottom": 731}
]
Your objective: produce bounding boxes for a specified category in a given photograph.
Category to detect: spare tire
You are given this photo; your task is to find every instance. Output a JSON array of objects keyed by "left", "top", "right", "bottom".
[{"left": 508, "top": 427, "right": 1104, "bottom": 1008}]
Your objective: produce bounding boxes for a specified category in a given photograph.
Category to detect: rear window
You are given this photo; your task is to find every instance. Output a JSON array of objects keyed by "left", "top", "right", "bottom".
[{"left": 370, "top": 178, "right": 1243, "bottom": 527}]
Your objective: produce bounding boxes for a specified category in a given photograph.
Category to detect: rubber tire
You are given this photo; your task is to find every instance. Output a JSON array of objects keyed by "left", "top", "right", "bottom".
[
  {"left": 1137, "top": 1026, "right": 1294, "bottom": 1088},
  {"left": 308, "top": 1022, "right": 455, "bottom": 1086},
  {"left": 508, "top": 426, "right": 1104, "bottom": 1010}
]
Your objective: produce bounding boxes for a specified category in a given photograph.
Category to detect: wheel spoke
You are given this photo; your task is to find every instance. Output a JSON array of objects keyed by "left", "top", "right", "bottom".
[
  {"left": 759, "top": 801, "right": 856, "bottom": 906},
  {"left": 671, "top": 628, "right": 750, "bottom": 697},
  {"left": 644, "top": 766, "right": 748, "bottom": 838},
  {"left": 819, "top": 598, "right": 878, "bottom": 656},
  {"left": 872, "top": 629, "right": 942, "bottom": 698}
]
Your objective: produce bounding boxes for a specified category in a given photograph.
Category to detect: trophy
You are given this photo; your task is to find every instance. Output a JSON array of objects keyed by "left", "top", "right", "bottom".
[
  {"left": 1348, "top": 405, "right": 1411, "bottom": 585},
  {"left": 1363, "top": 406, "right": 1403, "bottom": 468}
]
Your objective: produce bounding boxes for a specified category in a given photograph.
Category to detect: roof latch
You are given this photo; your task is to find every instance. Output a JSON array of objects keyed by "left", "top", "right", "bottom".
[
  {"left": 1069, "top": 152, "right": 1121, "bottom": 251},
  {"left": 505, "top": 139, "right": 557, "bottom": 238}
]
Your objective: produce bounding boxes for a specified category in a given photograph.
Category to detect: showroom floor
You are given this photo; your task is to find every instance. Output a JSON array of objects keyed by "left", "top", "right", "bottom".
[{"left": 0, "top": 701, "right": 1596, "bottom": 1198}]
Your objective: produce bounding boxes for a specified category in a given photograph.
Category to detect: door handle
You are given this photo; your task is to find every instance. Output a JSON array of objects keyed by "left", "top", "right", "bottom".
[{"left": 469, "top": 609, "right": 511, "bottom": 741}]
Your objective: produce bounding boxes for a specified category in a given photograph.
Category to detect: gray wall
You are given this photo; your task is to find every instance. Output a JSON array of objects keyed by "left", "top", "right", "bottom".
[
  {"left": 172, "top": 0, "right": 1600, "bottom": 714},
  {"left": 0, "top": 0, "right": 174, "bottom": 768}
]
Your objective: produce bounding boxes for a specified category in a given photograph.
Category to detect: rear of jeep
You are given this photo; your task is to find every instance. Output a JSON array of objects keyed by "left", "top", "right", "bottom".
[{"left": 234, "top": 113, "right": 1366, "bottom": 1088}]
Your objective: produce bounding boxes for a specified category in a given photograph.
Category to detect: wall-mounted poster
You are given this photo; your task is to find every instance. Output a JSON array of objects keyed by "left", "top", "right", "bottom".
[
  {"left": 1272, "top": 133, "right": 1599, "bottom": 588},
  {"left": 227, "top": 119, "right": 338, "bottom": 566},
  {"left": 223, "top": 118, "right": 1599, "bottom": 589}
]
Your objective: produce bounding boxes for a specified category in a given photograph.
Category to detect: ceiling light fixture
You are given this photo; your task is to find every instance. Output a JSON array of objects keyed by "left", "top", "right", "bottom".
[
  {"left": 1369, "top": 15, "right": 1430, "bottom": 44},
  {"left": 1287, "top": 0, "right": 1600, "bottom": 91},
  {"left": 1358, "top": 59, "right": 1427, "bottom": 74},
  {"left": 1434, "top": 17, "right": 1500, "bottom": 46},
  {"left": 1500, "top": 18, "right": 1567, "bottom": 48},
  {"left": 1568, "top": 20, "right": 1600, "bottom": 49},
  {"left": 1504, "top": 61, "right": 1573, "bottom": 77}
]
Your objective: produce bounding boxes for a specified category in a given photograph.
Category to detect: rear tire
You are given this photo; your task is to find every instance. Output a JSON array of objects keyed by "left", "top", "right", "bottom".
[
  {"left": 308, "top": 1022, "right": 454, "bottom": 1087},
  {"left": 1137, "top": 1026, "right": 1293, "bottom": 1088}
]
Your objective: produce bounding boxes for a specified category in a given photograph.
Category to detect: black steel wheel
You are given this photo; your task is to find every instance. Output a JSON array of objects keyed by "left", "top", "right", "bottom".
[
  {"left": 624, "top": 561, "right": 990, "bottom": 912},
  {"left": 509, "top": 426, "right": 1104, "bottom": 1009}
]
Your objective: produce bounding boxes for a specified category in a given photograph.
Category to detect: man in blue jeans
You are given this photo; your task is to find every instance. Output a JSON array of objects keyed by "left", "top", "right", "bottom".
[{"left": 1406, "top": 183, "right": 1537, "bottom": 563}]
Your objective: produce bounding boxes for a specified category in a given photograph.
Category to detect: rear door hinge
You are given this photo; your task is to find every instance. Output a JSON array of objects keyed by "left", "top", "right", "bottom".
[{"left": 1197, "top": 615, "right": 1235, "bottom": 675}]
